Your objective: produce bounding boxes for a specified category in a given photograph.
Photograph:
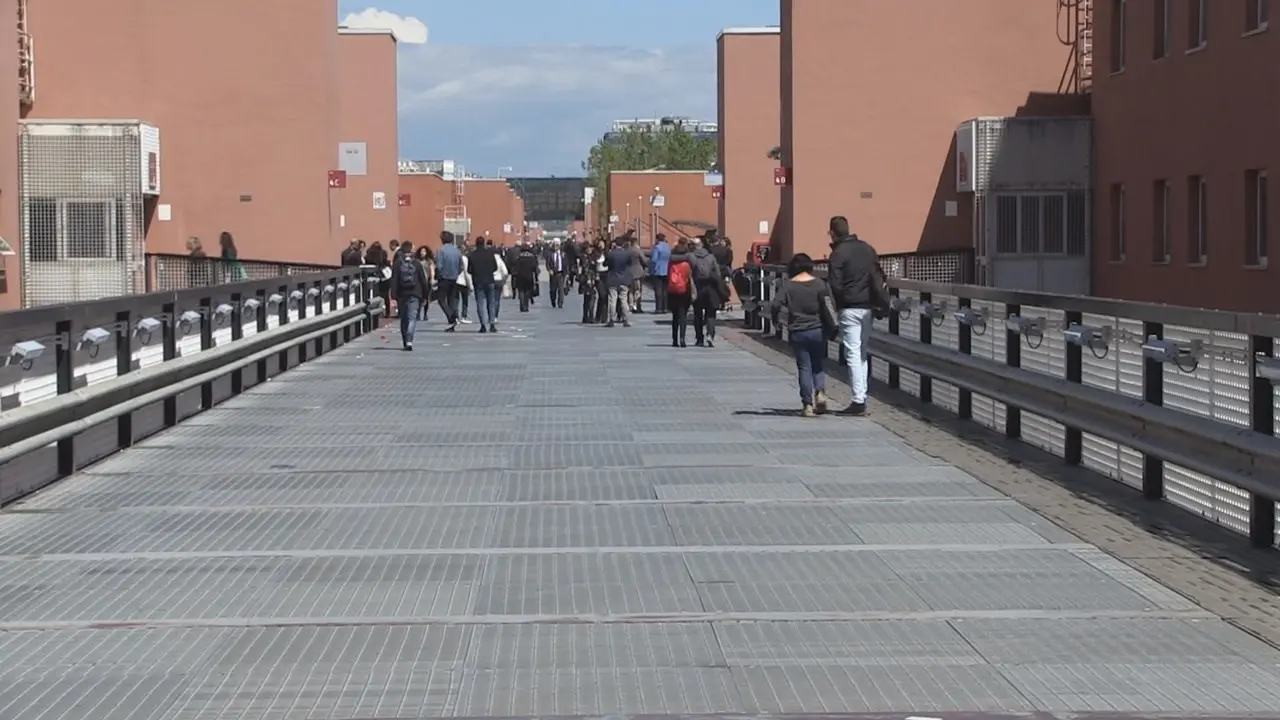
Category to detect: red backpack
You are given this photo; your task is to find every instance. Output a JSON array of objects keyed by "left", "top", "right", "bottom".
[{"left": 668, "top": 261, "right": 691, "bottom": 294}]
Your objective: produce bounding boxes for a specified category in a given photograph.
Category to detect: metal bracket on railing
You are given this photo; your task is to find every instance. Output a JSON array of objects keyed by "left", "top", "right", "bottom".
[
  {"left": 266, "top": 293, "right": 285, "bottom": 310},
  {"left": 1064, "top": 323, "right": 1111, "bottom": 359},
  {"left": 1005, "top": 314, "right": 1045, "bottom": 349},
  {"left": 366, "top": 296, "right": 386, "bottom": 316},
  {"left": 1142, "top": 336, "right": 1202, "bottom": 373},
  {"left": 212, "top": 303, "right": 235, "bottom": 327},
  {"left": 177, "top": 310, "right": 203, "bottom": 335},
  {"left": 1256, "top": 356, "right": 1280, "bottom": 383},
  {"left": 888, "top": 296, "right": 913, "bottom": 317},
  {"left": 336, "top": 281, "right": 350, "bottom": 293},
  {"left": 135, "top": 317, "right": 163, "bottom": 346},
  {"left": 76, "top": 328, "right": 112, "bottom": 359},
  {"left": 241, "top": 298, "right": 263, "bottom": 314},
  {"left": 322, "top": 284, "right": 336, "bottom": 298},
  {"left": 954, "top": 306, "right": 986, "bottom": 336},
  {"left": 288, "top": 290, "right": 306, "bottom": 309},
  {"left": 919, "top": 300, "right": 947, "bottom": 327},
  {"left": 7, "top": 339, "right": 46, "bottom": 370}
]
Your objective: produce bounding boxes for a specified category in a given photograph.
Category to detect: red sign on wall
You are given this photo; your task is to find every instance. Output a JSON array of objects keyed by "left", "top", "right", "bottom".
[
  {"left": 773, "top": 167, "right": 789, "bottom": 186},
  {"left": 398, "top": 193, "right": 411, "bottom": 207},
  {"left": 327, "top": 170, "right": 347, "bottom": 189},
  {"left": 711, "top": 187, "right": 723, "bottom": 199}
]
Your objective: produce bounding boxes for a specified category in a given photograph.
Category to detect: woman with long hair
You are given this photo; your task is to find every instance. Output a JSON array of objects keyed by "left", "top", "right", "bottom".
[{"left": 666, "top": 239, "right": 694, "bottom": 347}]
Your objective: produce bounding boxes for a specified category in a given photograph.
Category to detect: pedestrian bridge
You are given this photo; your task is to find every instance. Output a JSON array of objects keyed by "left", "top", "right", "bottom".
[{"left": 2, "top": 263, "right": 1280, "bottom": 718}]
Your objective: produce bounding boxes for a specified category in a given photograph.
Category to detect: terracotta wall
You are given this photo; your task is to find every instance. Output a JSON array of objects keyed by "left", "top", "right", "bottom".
[
  {"left": 717, "top": 28, "right": 781, "bottom": 254},
  {"left": 1091, "top": 0, "right": 1279, "bottom": 312},
  {"left": 779, "top": 0, "right": 1074, "bottom": 260},
  {"left": 24, "top": 0, "right": 341, "bottom": 263},
  {"left": 607, "top": 171, "right": 717, "bottom": 246},
  {"left": 466, "top": 179, "right": 522, "bottom": 245},
  {"left": 398, "top": 174, "right": 450, "bottom": 250},
  {"left": 0, "top": 0, "right": 19, "bottom": 309},
  {"left": 335, "top": 29, "right": 400, "bottom": 249}
]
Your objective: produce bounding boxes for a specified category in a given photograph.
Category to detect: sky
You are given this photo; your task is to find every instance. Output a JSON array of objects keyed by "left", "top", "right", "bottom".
[{"left": 337, "top": 1, "right": 779, "bottom": 177}]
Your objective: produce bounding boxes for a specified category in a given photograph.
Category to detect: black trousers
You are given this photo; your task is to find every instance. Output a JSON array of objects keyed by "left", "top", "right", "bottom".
[
  {"left": 651, "top": 276, "right": 669, "bottom": 312},
  {"left": 694, "top": 292, "right": 718, "bottom": 342},
  {"left": 668, "top": 292, "right": 691, "bottom": 344}
]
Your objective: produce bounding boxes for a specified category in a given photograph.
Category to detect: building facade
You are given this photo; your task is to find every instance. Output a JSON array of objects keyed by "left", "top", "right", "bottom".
[
  {"left": 607, "top": 170, "right": 718, "bottom": 245},
  {"left": 335, "top": 27, "right": 401, "bottom": 251},
  {"left": 717, "top": 27, "right": 782, "bottom": 257},
  {"left": 1091, "top": 0, "right": 1276, "bottom": 312}
]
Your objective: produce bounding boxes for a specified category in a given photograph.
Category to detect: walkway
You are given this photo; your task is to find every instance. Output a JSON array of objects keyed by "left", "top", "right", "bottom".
[{"left": 3, "top": 295, "right": 1280, "bottom": 718}]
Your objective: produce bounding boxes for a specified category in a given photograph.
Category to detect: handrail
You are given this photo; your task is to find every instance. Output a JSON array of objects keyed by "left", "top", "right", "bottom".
[
  {"left": 144, "top": 252, "right": 339, "bottom": 293},
  {"left": 745, "top": 263, "right": 1280, "bottom": 548}
]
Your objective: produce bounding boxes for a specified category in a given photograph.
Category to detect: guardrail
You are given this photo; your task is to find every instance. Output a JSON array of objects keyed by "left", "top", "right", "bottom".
[
  {"left": 0, "top": 265, "right": 384, "bottom": 504},
  {"left": 145, "top": 252, "right": 338, "bottom": 292},
  {"left": 746, "top": 263, "right": 1280, "bottom": 549}
]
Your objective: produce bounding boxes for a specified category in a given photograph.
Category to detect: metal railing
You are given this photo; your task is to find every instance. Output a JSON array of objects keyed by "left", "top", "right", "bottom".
[
  {"left": 746, "top": 262, "right": 1280, "bottom": 549},
  {"left": 0, "top": 266, "right": 383, "bottom": 505},
  {"left": 145, "top": 252, "right": 338, "bottom": 292}
]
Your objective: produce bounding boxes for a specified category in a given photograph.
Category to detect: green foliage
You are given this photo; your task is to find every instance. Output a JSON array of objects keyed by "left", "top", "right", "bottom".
[{"left": 582, "top": 126, "right": 717, "bottom": 226}]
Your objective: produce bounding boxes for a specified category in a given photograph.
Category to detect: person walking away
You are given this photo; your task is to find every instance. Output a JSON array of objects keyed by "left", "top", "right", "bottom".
[
  {"left": 771, "top": 253, "right": 838, "bottom": 416},
  {"left": 628, "top": 237, "right": 647, "bottom": 313},
  {"left": 414, "top": 246, "right": 434, "bottom": 321},
  {"left": 593, "top": 240, "right": 610, "bottom": 323},
  {"left": 666, "top": 239, "right": 693, "bottom": 347},
  {"left": 456, "top": 247, "right": 472, "bottom": 323},
  {"left": 186, "top": 237, "right": 212, "bottom": 287},
  {"left": 824, "top": 215, "right": 891, "bottom": 416},
  {"left": 468, "top": 237, "right": 501, "bottom": 333},
  {"left": 492, "top": 249, "right": 509, "bottom": 321},
  {"left": 514, "top": 243, "right": 539, "bottom": 312},
  {"left": 341, "top": 239, "right": 363, "bottom": 266},
  {"left": 688, "top": 238, "right": 725, "bottom": 347},
  {"left": 390, "top": 241, "right": 430, "bottom": 351},
  {"left": 362, "top": 241, "right": 390, "bottom": 323},
  {"left": 547, "top": 238, "right": 568, "bottom": 308},
  {"left": 604, "top": 237, "right": 634, "bottom": 328},
  {"left": 580, "top": 244, "right": 600, "bottom": 324},
  {"left": 218, "top": 231, "right": 248, "bottom": 283},
  {"left": 435, "top": 231, "right": 463, "bottom": 332},
  {"left": 649, "top": 233, "right": 671, "bottom": 313}
]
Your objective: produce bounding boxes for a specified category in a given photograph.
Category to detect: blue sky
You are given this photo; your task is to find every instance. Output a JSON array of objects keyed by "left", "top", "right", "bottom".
[{"left": 338, "top": 1, "right": 779, "bottom": 176}]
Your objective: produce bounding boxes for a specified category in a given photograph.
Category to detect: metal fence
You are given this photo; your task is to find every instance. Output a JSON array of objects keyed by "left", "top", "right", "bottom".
[
  {"left": 145, "top": 253, "right": 337, "bottom": 292},
  {"left": 746, "top": 263, "right": 1280, "bottom": 550}
]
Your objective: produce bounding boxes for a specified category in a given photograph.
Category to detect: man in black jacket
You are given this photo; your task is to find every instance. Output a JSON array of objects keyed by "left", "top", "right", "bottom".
[
  {"left": 823, "top": 215, "right": 887, "bottom": 416},
  {"left": 390, "top": 241, "right": 431, "bottom": 351},
  {"left": 468, "top": 237, "right": 500, "bottom": 333}
]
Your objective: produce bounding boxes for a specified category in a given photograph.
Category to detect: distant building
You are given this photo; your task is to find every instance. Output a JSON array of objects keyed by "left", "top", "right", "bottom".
[
  {"left": 507, "top": 177, "right": 587, "bottom": 225},
  {"left": 603, "top": 117, "right": 718, "bottom": 144}
]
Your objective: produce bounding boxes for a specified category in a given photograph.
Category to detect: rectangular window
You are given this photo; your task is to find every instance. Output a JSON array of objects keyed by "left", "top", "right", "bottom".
[
  {"left": 1189, "top": 0, "right": 1208, "bottom": 48},
  {"left": 1246, "top": 169, "right": 1268, "bottom": 265},
  {"left": 1187, "top": 175, "right": 1207, "bottom": 263},
  {"left": 1109, "top": 183, "right": 1126, "bottom": 261},
  {"left": 64, "top": 201, "right": 113, "bottom": 259},
  {"left": 25, "top": 198, "right": 58, "bottom": 262},
  {"left": 1247, "top": 0, "right": 1269, "bottom": 31},
  {"left": 1152, "top": 179, "right": 1170, "bottom": 262},
  {"left": 1110, "top": 0, "right": 1127, "bottom": 71},
  {"left": 1154, "top": 0, "right": 1170, "bottom": 57}
]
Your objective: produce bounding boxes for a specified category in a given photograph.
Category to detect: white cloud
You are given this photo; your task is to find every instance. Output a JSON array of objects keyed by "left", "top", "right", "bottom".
[
  {"left": 395, "top": 43, "right": 716, "bottom": 175},
  {"left": 341, "top": 7, "right": 428, "bottom": 44}
]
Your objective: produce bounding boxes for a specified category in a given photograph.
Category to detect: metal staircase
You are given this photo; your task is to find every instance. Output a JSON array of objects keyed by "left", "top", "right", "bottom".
[
  {"left": 1077, "top": 0, "right": 1094, "bottom": 90},
  {"left": 17, "top": 0, "right": 33, "bottom": 109}
]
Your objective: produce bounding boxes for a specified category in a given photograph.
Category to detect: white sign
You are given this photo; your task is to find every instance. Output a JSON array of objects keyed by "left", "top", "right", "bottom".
[
  {"left": 704, "top": 172, "right": 723, "bottom": 187},
  {"left": 944, "top": 200, "right": 959, "bottom": 217},
  {"left": 758, "top": 220, "right": 769, "bottom": 235},
  {"left": 157, "top": 204, "right": 172, "bottom": 221},
  {"left": 651, "top": 194, "right": 665, "bottom": 207},
  {"left": 503, "top": 222, "right": 513, "bottom": 233},
  {"left": 372, "top": 192, "right": 387, "bottom": 209},
  {"left": 609, "top": 214, "right": 619, "bottom": 223},
  {"left": 338, "top": 142, "right": 368, "bottom": 176}
]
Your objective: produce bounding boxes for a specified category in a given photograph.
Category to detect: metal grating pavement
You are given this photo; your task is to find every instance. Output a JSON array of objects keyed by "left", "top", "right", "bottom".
[{"left": 3, "top": 288, "right": 1280, "bottom": 718}]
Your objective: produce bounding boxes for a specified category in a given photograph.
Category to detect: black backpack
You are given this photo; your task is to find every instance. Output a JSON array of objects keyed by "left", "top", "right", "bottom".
[{"left": 396, "top": 255, "right": 417, "bottom": 292}]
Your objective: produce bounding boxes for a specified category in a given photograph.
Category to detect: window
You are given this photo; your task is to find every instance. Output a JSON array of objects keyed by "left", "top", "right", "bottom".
[
  {"left": 1187, "top": 175, "right": 1207, "bottom": 263},
  {"left": 1154, "top": 0, "right": 1170, "bottom": 57},
  {"left": 25, "top": 198, "right": 57, "bottom": 262},
  {"left": 1189, "top": 0, "right": 1208, "bottom": 48},
  {"left": 1019, "top": 195, "right": 1042, "bottom": 253},
  {"left": 1109, "top": 184, "right": 1126, "bottom": 261},
  {"left": 992, "top": 192, "right": 1085, "bottom": 256},
  {"left": 1152, "top": 179, "right": 1170, "bottom": 262},
  {"left": 1110, "top": 0, "right": 1127, "bottom": 71},
  {"left": 1246, "top": 169, "right": 1268, "bottom": 265},
  {"left": 1247, "top": 0, "right": 1269, "bottom": 32},
  {"left": 64, "top": 201, "right": 112, "bottom": 259}
]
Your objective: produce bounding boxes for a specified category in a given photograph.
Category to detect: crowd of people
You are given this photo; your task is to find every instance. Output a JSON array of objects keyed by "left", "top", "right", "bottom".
[{"left": 337, "top": 218, "right": 888, "bottom": 420}]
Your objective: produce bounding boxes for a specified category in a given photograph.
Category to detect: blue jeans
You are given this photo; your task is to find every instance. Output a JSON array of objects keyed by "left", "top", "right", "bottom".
[
  {"left": 838, "top": 307, "right": 873, "bottom": 404},
  {"left": 398, "top": 295, "right": 421, "bottom": 345},
  {"left": 473, "top": 282, "right": 500, "bottom": 325},
  {"left": 789, "top": 327, "right": 828, "bottom": 405}
]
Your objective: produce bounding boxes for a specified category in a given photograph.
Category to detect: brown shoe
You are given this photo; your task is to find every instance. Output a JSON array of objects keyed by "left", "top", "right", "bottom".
[
  {"left": 801, "top": 404, "right": 816, "bottom": 418},
  {"left": 814, "top": 391, "right": 828, "bottom": 414}
]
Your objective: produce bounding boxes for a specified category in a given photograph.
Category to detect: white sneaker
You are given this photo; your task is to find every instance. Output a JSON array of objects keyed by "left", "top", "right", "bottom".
[{"left": 460, "top": 318, "right": 473, "bottom": 324}]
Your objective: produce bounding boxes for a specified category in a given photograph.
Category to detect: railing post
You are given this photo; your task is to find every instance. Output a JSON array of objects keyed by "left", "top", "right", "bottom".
[
  {"left": 957, "top": 297, "right": 972, "bottom": 420},
  {"left": 115, "top": 310, "right": 133, "bottom": 448},
  {"left": 254, "top": 288, "right": 267, "bottom": 384},
  {"left": 277, "top": 285, "right": 290, "bottom": 374},
  {"left": 229, "top": 292, "right": 244, "bottom": 396},
  {"left": 161, "top": 303, "right": 178, "bottom": 427},
  {"left": 1004, "top": 303, "right": 1022, "bottom": 440},
  {"left": 761, "top": 272, "right": 773, "bottom": 336},
  {"left": 1248, "top": 334, "right": 1276, "bottom": 547},
  {"left": 312, "top": 280, "right": 325, "bottom": 357},
  {"left": 328, "top": 277, "right": 340, "bottom": 350},
  {"left": 199, "top": 297, "right": 215, "bottom": 410},
  {"left": 1141, "top": 321, "right": 1165, "bottom": 500},
  {"left": 54, "top": 319, "right": 74, "bottom": 477},
  {"left": 918, "top": 291, "right": 932, "bottom": 405},
  {"left": 296, "top": 283, "right": 310, "bottom": 364},
  {"left": 1063, "top": 310, "right": 1083, "bottom": 465},
  {"left": 887, "top": 287, "right": 900, "bottom": 390}
]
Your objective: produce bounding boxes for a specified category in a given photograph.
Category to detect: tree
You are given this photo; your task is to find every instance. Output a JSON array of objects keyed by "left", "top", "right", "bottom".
[{"left": 582, "top": 126, "right": 717, "bottom": 228}]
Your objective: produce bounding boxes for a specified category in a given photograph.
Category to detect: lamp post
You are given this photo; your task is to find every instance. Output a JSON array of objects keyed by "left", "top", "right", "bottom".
[{"left": 649, "top": 186, "right": 664, "bottom": 246}]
